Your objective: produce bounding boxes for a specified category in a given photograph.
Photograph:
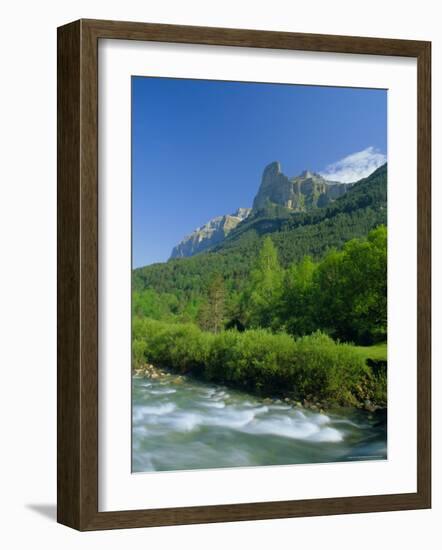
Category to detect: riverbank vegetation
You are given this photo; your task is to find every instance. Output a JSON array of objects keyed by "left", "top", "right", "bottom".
[
  {"left": 352, "top": 342, "right": 387, "bottom": 363},
  {"left": 133, "top": 318, "right": 385, "bottom": 407}
]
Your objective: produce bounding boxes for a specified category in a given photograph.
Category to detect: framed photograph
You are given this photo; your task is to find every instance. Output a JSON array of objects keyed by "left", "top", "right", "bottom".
[{"left": 57, "top": 19, "right": 431, "bottom": 530}]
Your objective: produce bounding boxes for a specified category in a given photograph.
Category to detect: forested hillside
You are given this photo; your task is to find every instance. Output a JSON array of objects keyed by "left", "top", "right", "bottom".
[{"left": 133, "top": 163, "right": 386, "bottom": 300}]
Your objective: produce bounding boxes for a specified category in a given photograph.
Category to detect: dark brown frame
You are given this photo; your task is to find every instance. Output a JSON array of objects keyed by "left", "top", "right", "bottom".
[{"left": 57, "top": 18, "right": 431, "bottom": 531}]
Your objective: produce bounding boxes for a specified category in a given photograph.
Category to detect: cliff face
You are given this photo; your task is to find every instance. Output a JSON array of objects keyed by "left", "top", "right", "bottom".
[
  {"left": 252, "top": 161, "right": 352, "bottom": 212},
  {"left": 170, "top": 161, "right": 353, "bottom": 259},
  {"left": 170, "top": 208, "right": 251, "bottom": 259}
]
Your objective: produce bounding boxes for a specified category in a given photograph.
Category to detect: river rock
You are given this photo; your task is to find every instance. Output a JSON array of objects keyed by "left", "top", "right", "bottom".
[{"left": 364, "top": 399, "right": 376, "bottom": 412}]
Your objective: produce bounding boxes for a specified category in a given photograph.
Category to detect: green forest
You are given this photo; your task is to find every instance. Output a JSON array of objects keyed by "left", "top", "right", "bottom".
[{"left": 133, "top": 164, "right": 388, "bottom": 408}]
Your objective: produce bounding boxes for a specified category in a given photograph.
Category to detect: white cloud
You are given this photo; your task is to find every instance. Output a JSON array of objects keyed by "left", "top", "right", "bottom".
[{"left": 319, "top": 147, "right": 387, "bottom": 183}]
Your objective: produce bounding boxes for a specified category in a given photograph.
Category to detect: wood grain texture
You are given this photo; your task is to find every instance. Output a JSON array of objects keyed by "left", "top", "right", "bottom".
[
  {"left": 57, "top": 20, "right": 81, "bottom": 529},
  {"left": 83, "top": 18, "right": 428, "bottom": 56},
  {"left": 57, "top": 19, "right": 431, "bottom": 531},
  {"left": 416, "top": 42, "right": 431, "bottom": 507}
]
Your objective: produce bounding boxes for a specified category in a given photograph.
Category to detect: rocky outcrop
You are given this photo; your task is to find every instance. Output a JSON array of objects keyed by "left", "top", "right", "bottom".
[
  {"left": 170, "top": 207, "right": 251, "bottom": 259},
  {"left": 170, "top": 161, "right": 352, "bottom": 259},
  {"left": 252, "top": 161, "right": 352, "bottom": 212}
]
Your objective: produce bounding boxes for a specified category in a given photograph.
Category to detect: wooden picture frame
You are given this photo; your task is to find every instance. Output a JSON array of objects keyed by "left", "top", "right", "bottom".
[{"left": 57, "top": 18, "right": 431, "bottom": 531}]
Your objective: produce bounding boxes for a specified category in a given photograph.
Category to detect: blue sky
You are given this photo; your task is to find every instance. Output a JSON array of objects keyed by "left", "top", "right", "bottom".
[{"left": 132, "top": 77, "right": 387, "bottom": 268}]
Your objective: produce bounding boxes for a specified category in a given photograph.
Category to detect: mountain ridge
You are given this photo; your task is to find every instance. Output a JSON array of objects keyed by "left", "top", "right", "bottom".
[
  {"left": 169, "top": 161, "right": 353, "bottom": 259},
  {"left": 170, "top": 207, "right": 251, "bottom": 259}
]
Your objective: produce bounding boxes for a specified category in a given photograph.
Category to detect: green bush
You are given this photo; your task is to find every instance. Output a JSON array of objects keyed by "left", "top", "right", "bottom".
[
  {"left": 205, "top": 330, "right": 241, "bottom": 383},
  {"left": 132, "top": 338, "right": 148, "bottom": 368},
  {"left": 206, "top": 329, "right": 296, "bottom": 394},
  {"left": 291, "top": 331, "right": 369, "bottom": 404},
  {"left": 133, "top": 318, "right": 212, "bottom": 374}
]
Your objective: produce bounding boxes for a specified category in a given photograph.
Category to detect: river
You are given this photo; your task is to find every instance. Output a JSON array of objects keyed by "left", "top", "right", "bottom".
[{"left": 132, "top": 372, "right": 387, "bottom": 473}]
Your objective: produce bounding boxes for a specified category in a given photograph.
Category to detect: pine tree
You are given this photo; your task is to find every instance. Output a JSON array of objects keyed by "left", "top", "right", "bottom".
[{"left": 197, "top": 274, "right": 225, "bottom": 333}]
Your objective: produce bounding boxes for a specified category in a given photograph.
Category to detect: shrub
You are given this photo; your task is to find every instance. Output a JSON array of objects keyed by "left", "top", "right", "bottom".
[
  {"left": 205, "top": 330, "right": 241, "bottom": 383},
  {"left": 133, "top": 318, "right": 213, "bottom": 374},
  {"left": 132, "top": 338, "right": 148, "bottom": 368},
  {"left": 291, "top": 331, "right": 369, "bottom": 403}
]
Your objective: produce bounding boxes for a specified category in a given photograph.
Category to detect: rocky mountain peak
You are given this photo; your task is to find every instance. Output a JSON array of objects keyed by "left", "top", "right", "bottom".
[
  {"left": 170, "top": 161, "right": 353, "bottom": 260},
  {"left": 253, "top": 161, "right": 352, "bottom": 212},
  {"left": 232, "top": 207, "right": 251, "bottom": 220},
  {"left": 262, "top": 161, "right": 282, "bottom": 177},
  {"left": 299, "top": 169, "right": 314, "bottom": 178}
]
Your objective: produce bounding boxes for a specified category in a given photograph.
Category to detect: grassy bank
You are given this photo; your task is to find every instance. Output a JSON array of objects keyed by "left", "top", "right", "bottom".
[
  {"left": 352, "top": 342, "right": 387, "bottom": 362},
  {"left": 133, "top": 318, "right": 387, "bottom": 408}
]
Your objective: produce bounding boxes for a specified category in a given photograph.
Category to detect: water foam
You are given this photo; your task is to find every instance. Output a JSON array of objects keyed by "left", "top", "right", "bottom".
[
  {"left": 243, "top": 416, "right": 320, "bottom": 439},
  {"left": 308, "top": 426, "right": 343, "bottom": 442},
  {"left": 137, "top": 403, "right": 176, "bottom": 416},
  {"left": 149, "top": 388, "right": 177, "bottom": 395},
  {"left": 203, "top": 401, "right": 226, "bottom": 409}
]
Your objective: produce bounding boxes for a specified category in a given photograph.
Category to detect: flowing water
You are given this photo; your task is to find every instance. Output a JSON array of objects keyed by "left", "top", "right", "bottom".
[{"left": 132, "top": 373, "right": 387, "bottom": 473}]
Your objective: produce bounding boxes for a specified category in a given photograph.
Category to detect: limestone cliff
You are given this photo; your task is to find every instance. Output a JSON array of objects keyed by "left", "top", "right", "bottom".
[
  {"left": 170, "top": 208, "right": 251, "bottom": 259},
  {"left": 252, "top": 161, "right": 352, "bottom": 212}
]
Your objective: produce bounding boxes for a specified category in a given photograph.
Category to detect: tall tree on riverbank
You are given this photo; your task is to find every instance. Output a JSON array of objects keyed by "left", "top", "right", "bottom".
[
  {"left": 281, "top": 255, "right": 317, "bottom": 336},
  {"left": 243, "top": 236, "right": 284, "bottom": 329},
  {"left": 197, "top": 273, "right": 226, "bottom": 333}
]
